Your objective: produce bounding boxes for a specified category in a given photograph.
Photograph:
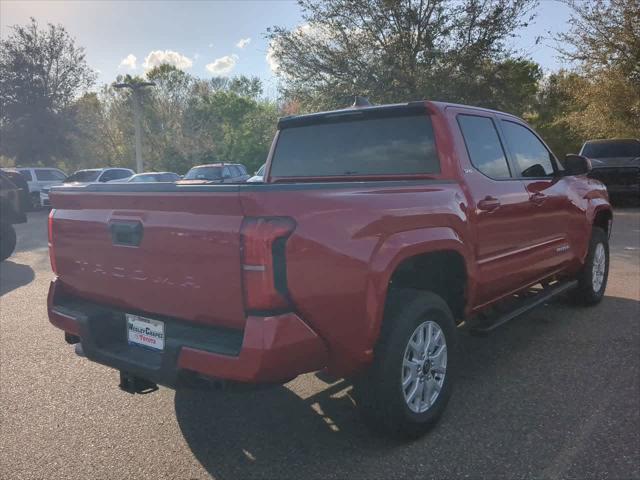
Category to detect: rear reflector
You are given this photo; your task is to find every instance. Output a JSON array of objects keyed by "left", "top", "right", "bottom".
[
  {"left": 241, "top": 217, "right": 295, "bottom": 311},
  {"left": 48, "top": 209, "right": 57, "bottom": 274}
]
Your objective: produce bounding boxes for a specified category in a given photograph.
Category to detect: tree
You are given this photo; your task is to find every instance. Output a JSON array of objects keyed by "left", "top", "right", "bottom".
[
  {"left": 0, "top": 18, "right": 96, "bottom": 165},
  {"left": 267, "top": 0, "right": 539, "bottom": 112},
  {"left": 526, "top": 71, "right": 583, "bottom": 159},
  {"left": 555, "top": 0, "right": 640, "bottom": 138},
  {"left": 185, "top": 89, "right": 278, "bottom": 173}
]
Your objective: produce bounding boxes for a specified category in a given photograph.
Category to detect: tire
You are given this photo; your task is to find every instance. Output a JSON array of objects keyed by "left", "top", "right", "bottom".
[
  {"left": 0, "top": 223, "right": 17, "bottom": 262},
  {"left": 572, "top": 227, "right": 609, "bottom": 305},
  {"left": 353, "top": 289, "right": 458, "bottom": 439}
]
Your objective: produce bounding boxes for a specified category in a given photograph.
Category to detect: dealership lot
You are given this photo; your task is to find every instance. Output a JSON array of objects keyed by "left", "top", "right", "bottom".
[{"left": 1, "top": 209, "right": 638, "bottom": 479}]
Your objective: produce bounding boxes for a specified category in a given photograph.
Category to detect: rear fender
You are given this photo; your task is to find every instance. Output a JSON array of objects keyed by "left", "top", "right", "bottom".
[{"left": 363, "top": 227, "right": 472, "bottom": 358}]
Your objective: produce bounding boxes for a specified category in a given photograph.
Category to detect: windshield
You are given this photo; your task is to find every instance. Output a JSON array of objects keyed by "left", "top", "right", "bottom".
[
  {"left": 64, "top": 170, "right": 101, "bottom": 183},
  {"left": 270, "top": 114, "right": 440, "bottom": 177},
  {"left": 581, "top": 140, "right": 640, "bottom": 158},
  {"left": 184, "top": 166, "right": 222, "bottom": 180},
  {"left": 129, "top": 173, "right": 178, "bottom": 182}
]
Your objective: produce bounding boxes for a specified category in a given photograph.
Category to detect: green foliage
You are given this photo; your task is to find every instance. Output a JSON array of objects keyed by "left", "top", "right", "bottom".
[
  {"left": 553, "top": 0, "right": 640, "bottom": 140},
  {"left": 0, "top": 18, "right": 96, "bottom": 166},
  {"left": 60, "top": 65, "right": 279, "bottom": 175},
  {"left": 185, "top": 88, "right": 277, "bottom": 173},
  {"left": 267, "top": 0, "right": 540, "bottom": 113},
  {"left": 526, "top": 71, "right": 584, "bottom": 159}
]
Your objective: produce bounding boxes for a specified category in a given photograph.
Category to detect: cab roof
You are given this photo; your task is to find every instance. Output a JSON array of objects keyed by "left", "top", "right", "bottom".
[{"left": 278, "top": 100, "right": 521, "bottom": 129}]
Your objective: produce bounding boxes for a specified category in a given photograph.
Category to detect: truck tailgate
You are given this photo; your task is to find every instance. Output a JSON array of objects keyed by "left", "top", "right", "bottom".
[{"left": 50, "top": 186, "right": 246, "bottom": 330}]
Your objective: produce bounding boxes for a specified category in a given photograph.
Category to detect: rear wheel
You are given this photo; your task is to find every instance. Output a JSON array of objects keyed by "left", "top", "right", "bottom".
[
  {"left": 0, "top": 223, "right": 17, "bottom": 261},
  {"left": 573, "top": 227, "right": 609, "bottom": 305},
  {"left": 353, "top": 290, "right": 457, "bottom": 439}
]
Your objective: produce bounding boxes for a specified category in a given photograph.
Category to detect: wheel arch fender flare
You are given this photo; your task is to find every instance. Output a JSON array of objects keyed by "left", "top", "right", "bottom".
[
  {"left": 362, "top": 226, "right": 473, "bottom": 358},
  {"left": 582, "top": 201, "right": 613, "bottom": 261}
]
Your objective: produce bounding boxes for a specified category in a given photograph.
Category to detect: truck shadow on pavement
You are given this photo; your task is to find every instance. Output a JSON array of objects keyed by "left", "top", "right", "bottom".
[
  {"left": 0, "top": 260, "right": 35, "bottom": 296},
  {"left": 174, "top": 295, "right": 639, "bottom": 480}
]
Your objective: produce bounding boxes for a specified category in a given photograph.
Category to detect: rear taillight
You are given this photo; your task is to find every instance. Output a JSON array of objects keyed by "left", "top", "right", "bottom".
[
  {"left": 48, "top": 209, "right": 57, "bottom": 274},
  {"left": 241, "top": 217, "right": 296, "bottom": 311}
]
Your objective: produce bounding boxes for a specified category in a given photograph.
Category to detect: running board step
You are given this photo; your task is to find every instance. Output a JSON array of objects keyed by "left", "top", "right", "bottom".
[{"left": 469, "top": 280, "right": 578, "bottom": 335}]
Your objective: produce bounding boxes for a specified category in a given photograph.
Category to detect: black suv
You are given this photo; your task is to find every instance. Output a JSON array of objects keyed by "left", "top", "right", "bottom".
[
  {"left": 0, "top": 171, "right": 27, "bottom": 261},
  {"left": 581, "top": 139, "right": 640, "bottom": 199}
]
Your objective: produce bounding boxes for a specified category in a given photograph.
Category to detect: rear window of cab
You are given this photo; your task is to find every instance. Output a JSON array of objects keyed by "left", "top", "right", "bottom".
[{"left": 270, "top": 114, "right": 440, "bottom": 177}]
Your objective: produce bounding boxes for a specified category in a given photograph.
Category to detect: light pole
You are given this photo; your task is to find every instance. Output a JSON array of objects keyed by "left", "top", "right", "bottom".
[{"left": 114, "top": 81, "right": 155, "bottom": 173}]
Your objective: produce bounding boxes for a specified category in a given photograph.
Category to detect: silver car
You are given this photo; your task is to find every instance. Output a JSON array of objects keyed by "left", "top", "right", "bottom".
[{"left": 40, "top": 168, "right": 134, "bottom": 207}]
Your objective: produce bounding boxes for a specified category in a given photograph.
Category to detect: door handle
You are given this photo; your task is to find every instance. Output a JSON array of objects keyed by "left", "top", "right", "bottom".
[
  {"left": 478, "top": 196, "right": 501, "bottom": 212},
  {"left": 530, "top": 192, "right": 547, "bottom": 205}
]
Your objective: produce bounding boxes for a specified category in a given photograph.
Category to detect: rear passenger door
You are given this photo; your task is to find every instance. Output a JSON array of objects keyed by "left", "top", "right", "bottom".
[{"left": 453, "top": 110, "right": 536, "bottom": 306}]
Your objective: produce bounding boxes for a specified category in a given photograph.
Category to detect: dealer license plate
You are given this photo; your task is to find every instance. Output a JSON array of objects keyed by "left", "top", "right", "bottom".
[{"left": 126, "top": 314, "right": 165, "bottom": 351}]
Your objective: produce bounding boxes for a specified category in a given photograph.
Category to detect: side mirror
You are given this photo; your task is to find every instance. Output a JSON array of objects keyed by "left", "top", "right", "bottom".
[{"left": 564, "top": 154, "right": 592, "bottom": 176}]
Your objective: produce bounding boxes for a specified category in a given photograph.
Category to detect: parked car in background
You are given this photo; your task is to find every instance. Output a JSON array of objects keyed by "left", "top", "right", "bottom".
[
  {"left": 580, "top": 139, "right": 640, "bottom": 199},
  {"left": 17, "top": 167, "right": 67, "bottom": 209},
  {"left": 11, "top": 167, "right": 67, "bottom": 209},
  {"left": 0, "top": 169, "right": 30, "bottom": 213},
  {"left": 0, "top": 171, "right": 27, "bottom": 261},
  {"left": 47, "top": 100, "right": 612, "bottom": 438},
  {"left": 126, "top": 172, "right": 180, "bottom": 183},
  {"left": 41, "top": 168, "right": 135, "bottom": 206},
  {"left": 179, "top": 163, "right": 250, "bottom": 184},
  {"left": 247, "top": 164, "right": 265, "bottom": 183}
]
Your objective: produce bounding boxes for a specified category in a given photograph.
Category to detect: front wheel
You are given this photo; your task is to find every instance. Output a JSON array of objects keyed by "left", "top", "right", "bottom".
[
  {"left": 573, "top": 227, "right": 609, "bottom": 305},
  {"left": 0, "top": 223, "right": 17, "bottom": 261},
  {"left": 353, "top": 290, "right": 457, "bottom": 439}
]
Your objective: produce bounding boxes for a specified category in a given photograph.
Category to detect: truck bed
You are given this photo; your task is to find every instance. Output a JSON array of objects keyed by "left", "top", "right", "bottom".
[{"left": 49, "top": 179, "right": 465, "bottom": 373}]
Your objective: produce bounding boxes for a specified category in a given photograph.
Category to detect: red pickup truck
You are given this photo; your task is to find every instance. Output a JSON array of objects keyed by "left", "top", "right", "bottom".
[{"left": 47, "top": 101, "right": 612, "bottom": 438}]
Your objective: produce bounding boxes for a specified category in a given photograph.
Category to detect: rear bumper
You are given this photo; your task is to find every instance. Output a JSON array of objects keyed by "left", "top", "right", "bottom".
[{"left": 47, "top": 279, "right": 328, "bottom": 385}]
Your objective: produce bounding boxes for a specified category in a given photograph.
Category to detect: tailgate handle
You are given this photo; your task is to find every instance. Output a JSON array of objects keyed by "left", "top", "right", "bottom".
[{"left": 110, "top": 221, "right": 143, "bottom": 247}]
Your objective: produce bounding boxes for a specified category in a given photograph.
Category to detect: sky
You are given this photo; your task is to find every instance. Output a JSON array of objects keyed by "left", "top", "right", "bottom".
[{"left": 1, "top": 0, "right": 573, "bottom": 97}]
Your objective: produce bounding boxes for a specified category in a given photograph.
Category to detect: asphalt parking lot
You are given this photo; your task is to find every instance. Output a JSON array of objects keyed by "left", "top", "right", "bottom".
[{"left": 1, "top": 209, "right": 639, "bottom": 480}]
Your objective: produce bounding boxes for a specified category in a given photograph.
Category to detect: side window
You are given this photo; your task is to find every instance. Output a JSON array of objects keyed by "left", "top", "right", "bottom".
[
  {"left": 222, "top": 166, "right": 232, "bottom": 178},
  {"left": 19, "top": 169, "right": 33, "bottom": 181},
  {"left": 457, "top": 115, "right": 511, "bottom": 179},
  {"left": 112, "top": 169, "right": 132, "bottom": 180},
  {"left": 501, "top": 121, "right": 555, "bottom": 178},
  {"left": 238, "top": 165, "right": 247, "bottom": 175},
  {"left": 35, "top": 169, "right": 66, "bottom": 181},
  {"left": 98, "top": 170, "right": 113, "bottom": 182},
  {"left": 229, "top": 166, "right": 241, "bottom": 177}
]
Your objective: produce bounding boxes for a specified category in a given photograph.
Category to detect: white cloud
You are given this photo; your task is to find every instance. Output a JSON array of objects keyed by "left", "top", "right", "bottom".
[
  {"left": 236, "top": 37, "right": 251, "bottom": 49},
  {"left": 118, "top": 54, "right": 137, "bottom": 70},
  {"left": 206, "top": 54, "right": 238, "bottom": 76},
  {"left": 266, "top": 42, "right": 280, "bottom": 74},
  {"left": 142, "top": 50, "right": 193, "bottom": 71}
]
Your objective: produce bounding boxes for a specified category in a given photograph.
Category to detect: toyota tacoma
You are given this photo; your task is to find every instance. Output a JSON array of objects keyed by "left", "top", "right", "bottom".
[{"left": 47, "top": 100, "right": 612, "bottom": 438}]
